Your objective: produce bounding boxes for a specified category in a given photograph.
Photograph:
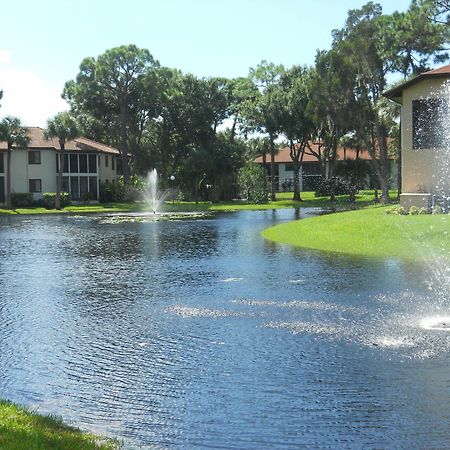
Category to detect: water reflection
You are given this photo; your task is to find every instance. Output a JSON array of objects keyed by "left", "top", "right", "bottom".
[{"left": 0, "top": 209, "right": 449, "bottom": 449}]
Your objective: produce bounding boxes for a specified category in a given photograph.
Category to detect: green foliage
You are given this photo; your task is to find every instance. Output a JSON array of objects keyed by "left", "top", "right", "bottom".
[
  {"left": 11, "top": 193, "right": 34, "bottom": 207},
  {"left": 408, "top": 205, "right": 429, "bottom": 215},
  {"left": 99, "top": 175, "right": 143, "bottom": 203},
  {"left": 432, "top": 204, "right": 445, "bottom": 214},
  {"left": 315, "top": 177, "right": 355, "bottom": 197},
  {"left": 386, "top": 205, "right": 407, "bottom": 215},
  {"left": 237, "top": 163, "right": 269, "bottom": 204},
  {"left": 63, "top": 44, "right": 160, "bottom": 182},
  {"left": 45, "top": 112, "right": 79, "bottom": 144},
  {"left": 43, "top": 192, "right": 72, "bottom": 209}
]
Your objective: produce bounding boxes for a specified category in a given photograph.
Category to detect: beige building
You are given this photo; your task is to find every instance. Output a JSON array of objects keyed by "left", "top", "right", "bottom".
[
  {"left": 0, "top": 127, "right": 121, "bottom": 205},
  {"left": 384, "top": 64, "right": 450, "bottom": 210},
  {"left": 255, "top": 143, "right": 397, "bottom": 192}
]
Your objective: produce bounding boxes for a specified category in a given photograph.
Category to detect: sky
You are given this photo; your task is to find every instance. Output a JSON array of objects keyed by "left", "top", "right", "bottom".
[{"left": 0, "top": 0, "right": 413, "bottom": 127}]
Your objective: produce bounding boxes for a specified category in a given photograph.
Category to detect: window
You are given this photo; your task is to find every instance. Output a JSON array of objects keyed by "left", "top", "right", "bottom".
[
  {"left": 0, "top": 177, "right": 4, "bottom": 202},
  {"left": 70, "top": 177, "right": 80, "bottom": 200},
  {"left": 56, "top": 154, "right": 69, "bottom": 172},
  {"left": 105, "top": 154, "right": 109, "bottom": 167},
  {"left": 112, "top": 157, "right": 115, "bottom": 171},
  {"left": 28, "top": 151, "right": 41, "bottom": 165},
  {"left": 89, "top": 176, "right": 98, "bottom": 200},
  {"left": 88, "top": 154, "right": 97, "bottom": 173},
  {"left": 0, "top": 153, "right": 4, "bottom": 173},
  {"left": 413, "top": 98, "right": 449, "bottom": 149},
  {"left": 62, "top": 176, "right": 70, "bottom": 193},
  {"left": 80, "top": 176, "right": 88, "bottom": 199},
  {"left": 285, "top": 163, "right": 293, "bottom": 172},
  {"left": 69, "top": 154, "right": 78, "bottom": 173},
  {"left": 78, "top": 154, "right": 87, "bottom": 173},
  {"left": 29, "top": 179, "right": 42, "bottom": 193}
]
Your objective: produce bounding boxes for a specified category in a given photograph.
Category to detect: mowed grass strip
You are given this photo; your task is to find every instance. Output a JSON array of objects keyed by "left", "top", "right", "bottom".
[
  {"left": 261, "top": 206, "right": 450, "bottom": 260},
  {"left": 0, "top": 190, "right": 396, "bottom": 215},
  {"left": 0, "top": 400, "right": 119, "bottom": 450}
]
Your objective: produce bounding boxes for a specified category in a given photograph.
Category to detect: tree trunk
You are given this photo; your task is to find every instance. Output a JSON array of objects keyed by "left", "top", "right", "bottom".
[
  {"left": 262, "top": 153, "right": 268, "bottom": 193},
  {"left": 290, "top": 140, "right": 305, "bottom": 202},
  {"left": 55, "top": 141, "right": 65, "bottom": 210},
  {"left": 119, "top": 102, "right": 130, "bottom": 183},
  {"left": 373, "top": 116, "right": 390, "bottom": 203},
  {"left": 292, "top": 160, "right": 302, "bottom": 202},
  {"left": 6, "top": 147, "right": 11, "bottom": 209},
  {"left": 269, "top": 133, "right": 276, "bottom": 201}
]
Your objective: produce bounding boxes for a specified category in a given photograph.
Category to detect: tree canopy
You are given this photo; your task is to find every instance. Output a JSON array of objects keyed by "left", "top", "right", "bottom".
[{"left": 51, "top": 1, "right": 450, "bottom": 203}]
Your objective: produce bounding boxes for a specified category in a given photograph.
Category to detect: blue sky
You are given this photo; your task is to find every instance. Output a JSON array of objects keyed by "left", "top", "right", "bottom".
[{"left": 0, "top": 0, "right": 413, "bottom": 126}]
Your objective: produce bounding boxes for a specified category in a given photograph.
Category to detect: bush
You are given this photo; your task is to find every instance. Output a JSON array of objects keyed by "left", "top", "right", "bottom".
[
  {"left": 408, "top": 205, "right": 421, "bottom": 215},
  {"left": 315, "top": 177, "right": 356, "bottom": 198},
  {"left": 100, "top": 175, "right": 143, "bottom": 203},
  {"left": 11, "top": 193, "right": 34, "bottom": 207},
  {"left": 42, "top": 192, "right": 71, "bottom": 209},
  {"left": 237, "top": 163, "right": 269, "bottom": 204},
  {"left": 432, "top": 205, "right": 444, "bottom": 215},
  {"left": 386, "top": 205, "right": 407, "bottom": 215}
]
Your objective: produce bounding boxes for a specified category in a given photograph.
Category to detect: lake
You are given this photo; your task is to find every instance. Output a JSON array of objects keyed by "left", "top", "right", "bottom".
[{"left": 0, "top": 209, "right": 449, "bottom": 449}]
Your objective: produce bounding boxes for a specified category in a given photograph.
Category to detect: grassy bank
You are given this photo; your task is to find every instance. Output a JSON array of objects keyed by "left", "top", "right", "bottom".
[
  {"left": 262, "top": 206, "right": 450, "bottom": 260},
  {"left": 0, "top": 400, "right": 119, "bottom": 449},
  {"left": 0, "top": 190, "right": 396, "bottom": 215}
]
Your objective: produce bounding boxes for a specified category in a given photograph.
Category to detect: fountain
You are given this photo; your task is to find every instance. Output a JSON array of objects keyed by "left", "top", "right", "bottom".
[{"left": 143, "top": 169, "right": 169, "bottom": 214}]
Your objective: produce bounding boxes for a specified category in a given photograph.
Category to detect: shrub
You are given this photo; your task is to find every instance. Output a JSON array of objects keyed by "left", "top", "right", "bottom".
[
  {"left": 432, "top": 205, "right": 444, "bottom": 215},
  {"left": 409, "top": 205, "right": 420, "bottom": 215},
  {"left": 100, "top": 175, "right": 143, "bottom": 203},
  {"left": 42, "top": 192, "right": 71, "bottom": 209},
  {"left": 11, "top": 193, "right": 34, "bottom": 207},
  {"left": 315, "top": 177, "right": 356, "bottom": 198},
  {"left": 237, "top": 163, "right": 269, "bottom": 204},
  {"left": 386, "top": 205, "right": 407, "bottom": 215}
]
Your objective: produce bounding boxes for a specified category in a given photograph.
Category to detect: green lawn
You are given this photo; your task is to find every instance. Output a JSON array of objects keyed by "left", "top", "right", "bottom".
[
  {"left": 262, "top": 205, "right": 450, "bottom": 260},
  {"left": 0, "top": 190, "right": 397, "bottom": 215},
  {"left": 0, "top": 400, "right": 119, "bottom": 449}
]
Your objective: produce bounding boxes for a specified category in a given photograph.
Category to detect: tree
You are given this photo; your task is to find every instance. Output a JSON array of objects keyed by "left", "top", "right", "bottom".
[
  {"left": 245, "top": 61, "right": 285, "bottom": 201},
  {"left": 331, "top": 1, "right": 449, "bottom": 202},
  {"left": 63, "top": 45, "right": 160, "bottom": 183},
  {"left": 308, "top": 48, "right": 357, "bottom": 180},
  {"left": 275, "top": 66, "right": 315, "bottom": 201},
  {"left": 45, "top": 112, "right": 79, "bottom": 210},
  {"left": 237, "top": 162, "right": 269, "bottom": 204},
  {"left": 0, "top": 117, "right": 30, "bottom": 209}
]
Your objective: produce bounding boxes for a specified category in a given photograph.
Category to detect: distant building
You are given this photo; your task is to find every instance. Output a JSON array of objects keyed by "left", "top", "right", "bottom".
[
  {"left": 255, "top": 142, "right": 397, "bottom": 192},
  {"left": 384, "top": 64, "right": 450, "bottom": 210},
  {"left": 0, "top": 127, "right": 121, "bottom": 205}
]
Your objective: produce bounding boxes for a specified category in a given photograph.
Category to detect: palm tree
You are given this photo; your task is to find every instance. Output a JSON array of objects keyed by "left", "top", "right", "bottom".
[
  {"left": 45, "top": 112, "right": 79, "bottom": 210},
  {"left": 0, "top": 117, "right": 30, "bottom": 209}
]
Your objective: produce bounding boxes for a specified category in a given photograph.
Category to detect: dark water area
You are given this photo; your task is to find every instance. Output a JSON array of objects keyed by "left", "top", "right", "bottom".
[{"left": 0, "top": 209, "right": 449, "bottom": 449}]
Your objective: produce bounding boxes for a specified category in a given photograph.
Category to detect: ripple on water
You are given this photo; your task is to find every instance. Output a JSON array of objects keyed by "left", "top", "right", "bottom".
[{"left": 420, "top": 316, "right": 450, "bottom": 331}]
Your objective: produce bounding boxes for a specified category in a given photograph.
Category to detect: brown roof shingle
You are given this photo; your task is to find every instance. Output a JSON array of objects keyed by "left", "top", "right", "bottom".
[
  {"left": 255, "top": 142, "right": 377, "bottom": 164},
  {"left": 0, "top": 127, "right": 120, "bottom": 155}
]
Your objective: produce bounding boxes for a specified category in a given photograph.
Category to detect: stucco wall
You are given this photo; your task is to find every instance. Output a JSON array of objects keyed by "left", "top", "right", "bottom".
[
  {"left": 10, "top": 149, "right": 57, "bottom": 195},
  {"left": 98, "top": 153, "right": 118, "bottom": 183},
  {"left": 401, "top": 78, "right": 450, "bottom": 193}
]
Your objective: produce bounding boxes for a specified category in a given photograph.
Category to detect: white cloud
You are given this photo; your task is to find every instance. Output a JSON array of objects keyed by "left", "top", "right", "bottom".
[{"left": 0, "top": 66, "right": 68, "bottom": 127}]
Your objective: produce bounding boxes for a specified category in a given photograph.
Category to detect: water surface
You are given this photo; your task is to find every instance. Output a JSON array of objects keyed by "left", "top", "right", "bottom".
[{"left": 0, "top": 209, "right": 449, "bottom": 449}]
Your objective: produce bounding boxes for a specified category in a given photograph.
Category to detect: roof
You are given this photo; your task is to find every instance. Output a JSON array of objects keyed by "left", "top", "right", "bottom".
[
  {"left": 0, "top": 127, "right": 120, "bottom": 155},
  {"left": 383, "top": 64, "right": 450, "bottom": 102},
  {"left": 255, "top": 142, "right": 377, "bottom": 164}
]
